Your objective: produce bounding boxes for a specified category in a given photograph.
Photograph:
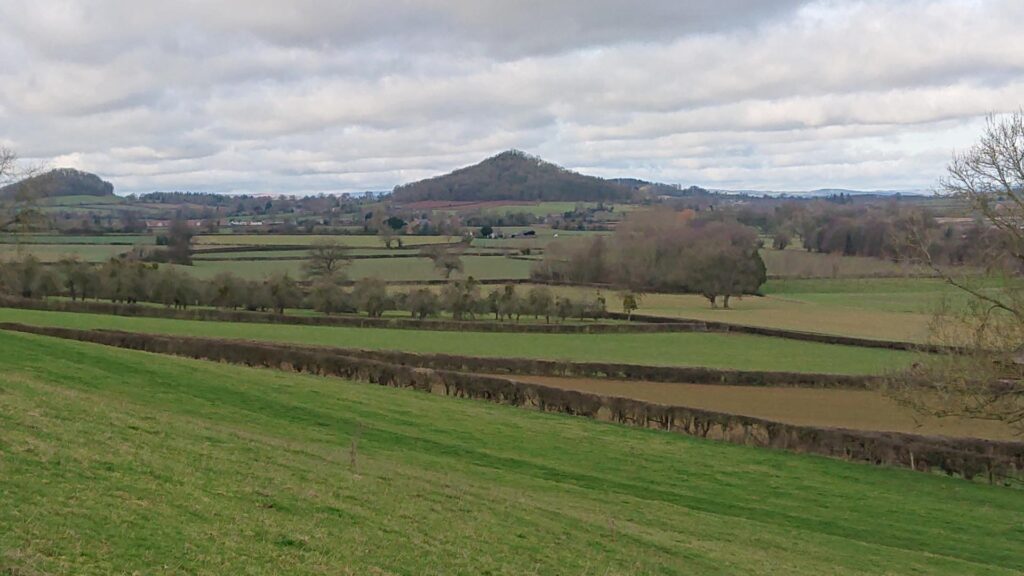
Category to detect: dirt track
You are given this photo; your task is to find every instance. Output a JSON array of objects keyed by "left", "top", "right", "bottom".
[{"left": 504, "top": 375, "right": 1019, "bottom": 441}]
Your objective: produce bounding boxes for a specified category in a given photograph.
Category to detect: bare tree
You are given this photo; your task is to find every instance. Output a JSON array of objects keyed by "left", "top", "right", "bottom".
[
  {"left": 0, "top": 146, "right": 16, "bottom": 185},
  {"left": 888, "top": 112, "right": 1024, "bottom": 434},
  {"left": 303, "top": 240, "right": 350, "bottom": 280},
  {"left": 422, "top": 245, "right": 464, "bottom": 279}
]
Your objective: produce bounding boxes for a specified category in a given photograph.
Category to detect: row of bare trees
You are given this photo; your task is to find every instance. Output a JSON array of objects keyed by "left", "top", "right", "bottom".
[{"left": 0, "top": 254, "right": 607, "bottom": 322}]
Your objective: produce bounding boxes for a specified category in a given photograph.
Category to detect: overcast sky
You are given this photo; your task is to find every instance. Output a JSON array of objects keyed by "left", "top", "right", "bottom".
[{"left": 0, "top": 0, "right": 1020, "bottom": 195}]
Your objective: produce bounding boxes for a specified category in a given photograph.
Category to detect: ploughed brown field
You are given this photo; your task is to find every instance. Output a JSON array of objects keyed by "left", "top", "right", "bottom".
[{"left": 504, "top": 375, "right": 1020, "bottom": 441}]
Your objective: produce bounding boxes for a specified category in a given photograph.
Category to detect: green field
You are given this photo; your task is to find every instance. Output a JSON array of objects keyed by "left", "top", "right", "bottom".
[
  {"left": 194, "top": 234, "right": 456, "bottom": 248},
  {"left": 0, "top": 307, "right": 915, "bottom": 374},
  {"left": 764, "top": 277, "right": 997, "bottom": 314},
  {"left": 0, "top": 243, "right": 131, "bottom": 263},
  {"left": 37, "top": 195, "right": 127, "bottom": 206},
  {"left": 0, "top": 330, "right": 1020, "bottom": 574},
  {"left": 761, "top": 249, "right": 933, "bottom": 278},
  {"left": 193, "top": 247, "right": 512, "bottom": 260},
  {"left": 0, "top": 234, "right": 153, "bottom": 245}
]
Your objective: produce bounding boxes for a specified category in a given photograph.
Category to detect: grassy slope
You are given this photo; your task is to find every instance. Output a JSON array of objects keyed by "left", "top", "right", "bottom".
[
  {"left": 0, "top": 331, "right": 1020, "bottom": 575},
  {"left": 0, "top": 307, "right": 913, "bottom": 374}
]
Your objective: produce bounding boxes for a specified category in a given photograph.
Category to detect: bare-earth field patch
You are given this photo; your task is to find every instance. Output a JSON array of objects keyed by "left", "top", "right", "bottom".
[{"left": 503, "top": 375, "right": 1020, "bottom": 441}]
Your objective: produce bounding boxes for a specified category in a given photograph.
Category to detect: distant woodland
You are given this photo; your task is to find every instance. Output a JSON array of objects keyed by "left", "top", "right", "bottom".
[
  {"left": 391, "top": 150, "right": 637, "bottom": 203},
  {"left": 0, "top": 168, "right": 114, "bottom": 199}
]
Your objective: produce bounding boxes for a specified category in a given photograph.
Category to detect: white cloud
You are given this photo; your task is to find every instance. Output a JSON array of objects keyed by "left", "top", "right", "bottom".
[{"left": 0, "top": 0, "right": 1020, "bottom": 194}]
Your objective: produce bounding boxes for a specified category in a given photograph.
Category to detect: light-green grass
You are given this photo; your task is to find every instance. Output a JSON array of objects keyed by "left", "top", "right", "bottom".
[
  {"left": 0, "top": 331, "right": 1020, "bottom": 574},
  {"left": 0, "top": 307, "right": 914, "bottom": 374},
  {"left": 764, "top": 277, "right": 1001, "bottom": 315}
]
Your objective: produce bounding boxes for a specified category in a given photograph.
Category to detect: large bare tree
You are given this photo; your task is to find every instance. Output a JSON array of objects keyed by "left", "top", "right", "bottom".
[
  {"left": 0, "top": 146, "right": 46, "bottom": 234},
  {"left": 889, "top": 112, "right": 1024, "bottom": 434}
]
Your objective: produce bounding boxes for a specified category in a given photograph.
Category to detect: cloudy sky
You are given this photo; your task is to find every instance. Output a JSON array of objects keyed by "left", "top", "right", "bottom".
[{"left": 0, "top": 0, "right": 1021, "bottom": 195}]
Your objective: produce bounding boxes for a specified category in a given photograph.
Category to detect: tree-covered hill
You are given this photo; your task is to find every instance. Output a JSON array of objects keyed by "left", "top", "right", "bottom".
[
  {"left": 391, "top": 150, "right": 636, "bottom": 203},
  {"left": 0, "top": 167, "right": 114, "bottom": 199}
]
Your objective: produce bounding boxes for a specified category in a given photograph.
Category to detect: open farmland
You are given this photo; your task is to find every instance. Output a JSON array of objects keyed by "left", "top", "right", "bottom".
[
  {"left": 0, "top": 307, "right": 915, "bottom": 374},
  {"left": 1, "top": 330, "right": 1020, "bottom": 575},
  {"left": 507, "top": 375, "right": 1019, "bottom": 441}
]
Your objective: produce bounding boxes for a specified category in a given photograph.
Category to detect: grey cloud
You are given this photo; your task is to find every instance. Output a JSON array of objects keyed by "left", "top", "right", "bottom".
[{"left": 0, "top": 0, "right": 1021, "bottom": 194}]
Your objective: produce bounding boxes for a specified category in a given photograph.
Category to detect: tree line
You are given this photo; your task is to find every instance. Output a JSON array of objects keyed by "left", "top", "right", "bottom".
[
  {"left": 530, "top": 212, "right": 767, "bottom": 308},
  {"left": 0, "top": 254, "right": 610, "bottom": 323}
]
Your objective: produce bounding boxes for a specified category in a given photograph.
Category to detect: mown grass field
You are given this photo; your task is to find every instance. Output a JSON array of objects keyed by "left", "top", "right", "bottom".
[
  {"left": 0, "top": 307, "right": 915, "bottom": 374},
  {"left": 508, "top": 375, "right": 1019, "bottom": 440},
  {"left": 0, "top": 330, "right": 1021, "bottom": 575}
]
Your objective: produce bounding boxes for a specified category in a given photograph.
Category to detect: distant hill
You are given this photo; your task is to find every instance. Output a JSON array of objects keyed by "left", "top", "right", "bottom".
[
  {"left": 0, "top": 168, "right": 114, "bottom": 200},
  {"left": 391, "top": 150, "right": 636, "bottom": 203}
]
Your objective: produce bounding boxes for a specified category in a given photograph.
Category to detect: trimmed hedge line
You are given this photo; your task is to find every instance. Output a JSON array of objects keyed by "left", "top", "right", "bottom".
[
  {"left": 195, "top": 251, "right": 514, "bottom": 262},
  {"left": 0, "top": 296, "right": 710, "bottom": 334},
  {"left": 604, "top": 312, "right": 942, "bottom": 353},
  {"left": 189, "top": 240, "right": 469, "bottom": 255},
  {"left": 329, "top": 347, "right": 875, "bottom": 388},
  {"left": 3, "top": 322, "right": 1018, "bottom": 483}
]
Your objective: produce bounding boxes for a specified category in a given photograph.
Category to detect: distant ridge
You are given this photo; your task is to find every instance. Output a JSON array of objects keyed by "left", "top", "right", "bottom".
[
  {"left": 0, "top": 168, "right": 114, "bottom": 199},
  {"left": 391, "top": 150, "right": 636, "bottom": 203}
]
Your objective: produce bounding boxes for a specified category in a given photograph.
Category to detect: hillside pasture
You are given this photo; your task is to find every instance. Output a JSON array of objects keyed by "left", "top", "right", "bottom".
[
  {"left": 0, "top": 307, "right": 916, "bottom": 374},
  {"left": 36, "top": 194, "right": 126, "bottom": 206},
  {"left": 0, "top": 330, "right": 1020, "bottom": 574}
]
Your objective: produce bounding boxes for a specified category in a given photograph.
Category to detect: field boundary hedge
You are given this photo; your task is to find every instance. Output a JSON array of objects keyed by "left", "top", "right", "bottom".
[
  {"left": 603, "top": 312, "right": 944, "bottom": 352},
  {"left": 190, "top": 240, "right": 469, "bottom": 255},
  {"left": 3, "top": 322, "right": 1018, "bottom": 483},
  {"left": 0, "top": 296, "right": 942, "bottom": 351},
  {"left": 0, "top": 296, "right": 713, "bottom": 334},
  {"left": 194, "top": 251, "right": 514, "bottom": 261}
]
